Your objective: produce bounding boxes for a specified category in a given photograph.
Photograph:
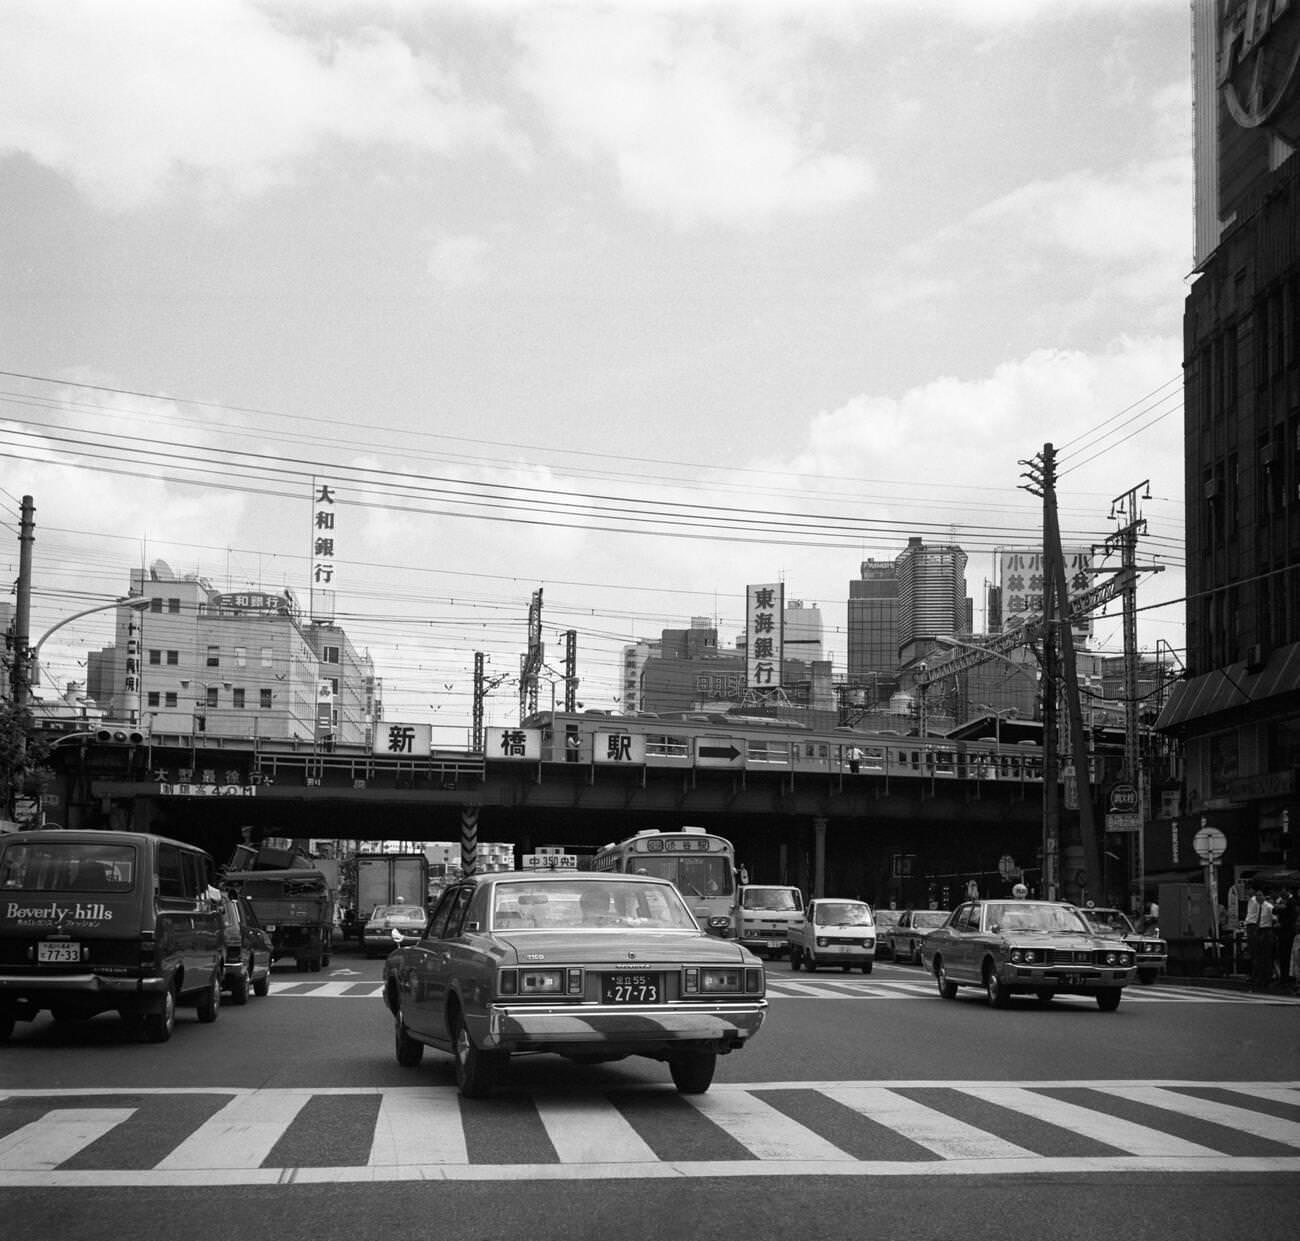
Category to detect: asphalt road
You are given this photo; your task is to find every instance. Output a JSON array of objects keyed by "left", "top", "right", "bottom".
[{"left": 3, "top": 947, "right": 1298, "bottom": 1241}]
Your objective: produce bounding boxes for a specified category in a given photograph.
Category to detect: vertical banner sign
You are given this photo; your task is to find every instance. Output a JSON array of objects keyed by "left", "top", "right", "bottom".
[
  {"left": 1000, "top": 548, "right": 1093, "bottom": 638},
  {"left": 461, "top": 805, "right": 480, "bottom": 877},
  {"left": 311, "top": 480, "right": 338, "bottom": 622},
  {"left": 746, "top": 582, "right": 784, "bottom": 690},
  {"left": 123, "top": 610, "right": 141, "bottom": 725}
]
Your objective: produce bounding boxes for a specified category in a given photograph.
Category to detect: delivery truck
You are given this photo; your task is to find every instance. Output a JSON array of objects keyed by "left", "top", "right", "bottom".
[{"left": 348, "top": 853, "right": 429, "bottom": 935}]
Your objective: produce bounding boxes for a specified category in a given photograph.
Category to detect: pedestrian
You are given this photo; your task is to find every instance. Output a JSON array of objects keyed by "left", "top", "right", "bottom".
[
  {"left": 1244, "top": 885, "right": 1263, "bottom": 980},
  {"left": 847, "top": 746, "right": 863, "bottom": 774},
  {"left": 1274, "top": 889, "right": 1296, "bottom": 989},
  {"left": 1250, "top": 889, "right": 1276, "bottom": 991}
]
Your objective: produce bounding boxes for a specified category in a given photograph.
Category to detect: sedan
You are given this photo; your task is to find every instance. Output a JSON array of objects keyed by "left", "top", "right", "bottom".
[
  {"left": 363, "top": 903, "right": 428, "bottom": 957},
  {"left": 381, "top": 872, "right": 767, "bottom": 1097},
  {"left": 873, "top": 909, "right": 904, "bottom": 959},
  {"left": 887, "top": 908, "right": 952, "bottom": 965},
  {"left": 922, "top": 898, "right": 1137, "bottom": 1010},
  {"left": 1076, "top": 905, "right": 1167, "bottom": 984},
  {"left": 219, "top": 890, "right": 273, "bottom": 1005}
]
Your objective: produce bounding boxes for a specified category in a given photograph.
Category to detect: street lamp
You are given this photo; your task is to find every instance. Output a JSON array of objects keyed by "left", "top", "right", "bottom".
[{"left": 25, "top": 595, "right": 150, "bottom": 701}]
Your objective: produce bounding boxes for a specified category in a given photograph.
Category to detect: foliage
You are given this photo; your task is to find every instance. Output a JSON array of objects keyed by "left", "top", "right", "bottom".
[{"left": 0, "top": 701, "right": 52, "bottom": 815}]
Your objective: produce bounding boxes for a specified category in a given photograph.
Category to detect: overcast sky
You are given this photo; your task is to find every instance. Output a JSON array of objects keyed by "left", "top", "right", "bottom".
[{"left": 1, "top": 0, "right": 1193, "bottom": 741}]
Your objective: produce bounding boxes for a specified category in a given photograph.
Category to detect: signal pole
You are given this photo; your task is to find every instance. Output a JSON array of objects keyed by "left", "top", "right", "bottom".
[{"left": 10, "top": 496, "right": 35, "bottom": 708}]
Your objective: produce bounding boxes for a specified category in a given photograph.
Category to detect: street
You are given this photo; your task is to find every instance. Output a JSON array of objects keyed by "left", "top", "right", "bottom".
[{"left": 3, "top": 951, "right": 1298, "bottom": 1241}]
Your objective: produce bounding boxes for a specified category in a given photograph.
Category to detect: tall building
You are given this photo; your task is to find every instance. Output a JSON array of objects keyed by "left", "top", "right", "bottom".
[
  {"left": 85, "top": 561, "right": 379, "bottom": 745},
  {"left": 895, "top": 538, "right": 969, "bottom": 666},
  {"left": 781, "top": 599, "right": 824, "bottom": 663},
  {"left": 1157, "top": 3, "right": 1299, "bottom": 876},
  {"left": 846, "top": 559, "right": 899, "bottom": 703},
  {"left": 621, "top": 638, "right": 660, "bottom": 714}
]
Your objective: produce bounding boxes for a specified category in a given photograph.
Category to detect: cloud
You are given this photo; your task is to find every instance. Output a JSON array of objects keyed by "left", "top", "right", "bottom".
[
  {"left": 0, "top": 0, "right": 524, "bottom": 211},
  {"left": 511, "top": 6, "right": 874, "bottom": 225},
  {"left": 427, "top": 233, "right": 490, "bottom": 289}
]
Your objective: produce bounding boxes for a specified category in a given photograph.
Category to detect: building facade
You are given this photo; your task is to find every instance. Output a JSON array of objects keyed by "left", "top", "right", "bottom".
[
  {"left": 895, "top": 537, "right": 970, "bottom": 666},
  {"left": 1156, "top": 1, "right": 1300, "bottom": 881},
  {"left": 846, "top": 559, "right": 899, "bottom": 702}
]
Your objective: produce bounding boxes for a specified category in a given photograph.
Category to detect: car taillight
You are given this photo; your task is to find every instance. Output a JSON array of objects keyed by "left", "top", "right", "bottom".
[
  {"left": 700, "top": 968, "right": 741, "bottom": 993},
  {"left": 519, "top": 969, "right": 566, "bottom": 995}
]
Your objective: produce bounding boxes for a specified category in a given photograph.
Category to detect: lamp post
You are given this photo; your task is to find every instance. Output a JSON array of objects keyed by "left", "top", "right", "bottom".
[{"left": 23, "top": 595, "right": 150, "bottom": 706}]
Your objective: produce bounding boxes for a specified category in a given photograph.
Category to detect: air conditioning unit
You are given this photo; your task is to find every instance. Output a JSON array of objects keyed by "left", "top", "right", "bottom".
[{"left": 1245, "top": 644, "right": 1265, "bottom": 672}]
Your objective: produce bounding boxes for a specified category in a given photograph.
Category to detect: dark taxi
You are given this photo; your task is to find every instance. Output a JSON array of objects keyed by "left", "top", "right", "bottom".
[
  {"left": 1076, "top": 905, "right": 1167, "bottom": 985},
  {"left": 922, "top": 898, "right": 1137, "bottom": 1010},
  {"left": 382, "top": 871, "right": 767, "bottom": 1097}
]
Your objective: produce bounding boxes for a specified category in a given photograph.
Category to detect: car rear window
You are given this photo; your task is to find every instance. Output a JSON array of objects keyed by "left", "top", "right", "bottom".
[{"left": 0, "top": 841, "right": 137, "bottom": 892}]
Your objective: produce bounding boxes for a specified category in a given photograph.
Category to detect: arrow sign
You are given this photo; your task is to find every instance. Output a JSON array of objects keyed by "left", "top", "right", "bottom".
[{"left": 696, "top": 739, "right": 743, "bottom": 766}]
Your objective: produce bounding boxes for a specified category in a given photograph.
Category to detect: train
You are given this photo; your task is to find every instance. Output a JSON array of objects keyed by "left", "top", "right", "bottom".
[{"left": 520, "top": 709, "right": 1045, "bottom": 784}]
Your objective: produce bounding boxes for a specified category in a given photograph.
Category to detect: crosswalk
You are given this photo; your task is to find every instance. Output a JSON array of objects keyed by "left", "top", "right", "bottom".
[
  {"left": 269, "top": 976, "right": 1300, "bottom": 1004},
  {"left": 1, "top": 1080, "right": 1297, "bottom": 1184}
]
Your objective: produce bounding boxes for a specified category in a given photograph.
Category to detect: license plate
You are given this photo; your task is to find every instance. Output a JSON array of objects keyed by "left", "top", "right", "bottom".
[
  {"left": 602, "top": 973, "right": 662, "bottom": 1004},
  {"left": 38, "top": 941, "right": 81, "bottom": 963}
]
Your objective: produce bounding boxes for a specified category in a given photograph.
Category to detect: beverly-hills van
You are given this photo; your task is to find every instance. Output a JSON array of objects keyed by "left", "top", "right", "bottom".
[{"left": 0, "top": 829, "right": 224, "bottom": 1043}]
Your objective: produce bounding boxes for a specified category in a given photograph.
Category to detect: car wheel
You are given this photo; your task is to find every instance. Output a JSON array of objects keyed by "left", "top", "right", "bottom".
[
  {"left": 1035, "top": 991, "right": 1056, "bottom": 1005},
  {"left": 453, "top": 1011, "right": 506, "bottom": 1098},
  {"left": 841, "top": 964, "right": 851, "bottom": 973},
  {"left": 394, "top": 1003, "right": 424, "bottom": 1068},
  {"left": 669, "top": 1051, "right": 717, "bottom": 1094},
  {"left": 196, "top": 970, "right": 221, "bottom": 1023},
  {"left": 803, "top": 952, "right": 817, "bottom": 972},
  {"left": 935, "top": 959, "right": 958, "bottom": 1000},
  {"left": 228, "top": 963, "right": 250, "bottom": 1006},
  {"left": 789, "top": 947, "right": 801, "bottom": 971},
  {"left": 911, "top": 945, "right": 922, "bottom": 966},
  {"left": 1137, "top": 969, "right": 1158, "bottom": 985},
  {"left": 1096, "top": 987, "right": 1122, "bottom": 1012},
  {"left": 253, "top": 968, "right": 270, "bottom": 998},
  {"left": 0, "top": 1012, "right": 14, "bottom": 1042},
  {"left": 142, "top": 984, "right": 177, "bottom": 1043},
  {"left": 861, "top": 961, "right": 873, "bottom": 974},
  {"left": 984, "top": 969, "right": 1009, "bottom": 1009}
]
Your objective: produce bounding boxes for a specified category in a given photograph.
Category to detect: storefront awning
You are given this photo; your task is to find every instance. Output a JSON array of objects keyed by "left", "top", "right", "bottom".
[{"left": 1155, "top": 642, "right": 1300, "bottom": 731}]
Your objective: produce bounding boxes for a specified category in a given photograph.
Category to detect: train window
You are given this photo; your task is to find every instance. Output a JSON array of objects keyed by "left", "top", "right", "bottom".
[
  {"left": 646, "top": 733, "right": 690, "bottom": 760},
  {"left": 747, "top": 740, "right": 790, "bottom": 765}
]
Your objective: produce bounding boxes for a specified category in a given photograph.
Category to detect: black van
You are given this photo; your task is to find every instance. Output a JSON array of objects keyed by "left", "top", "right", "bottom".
[{"left": 0, "top": 829, "right": 224, "bottom": 1042}]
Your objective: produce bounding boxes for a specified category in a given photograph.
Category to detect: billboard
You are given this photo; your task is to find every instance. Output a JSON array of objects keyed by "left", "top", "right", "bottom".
[{"left": 745, "top": 582, "right": 785, "bottom": 689}]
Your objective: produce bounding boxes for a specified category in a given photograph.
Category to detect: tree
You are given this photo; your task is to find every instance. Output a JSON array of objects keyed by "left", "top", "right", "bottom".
[{"left": 0, "top": 702, "right": 52, "bottom": 823}]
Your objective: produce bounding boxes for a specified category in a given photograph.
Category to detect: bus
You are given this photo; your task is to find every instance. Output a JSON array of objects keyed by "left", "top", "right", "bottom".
[{"left": 590, "top": 827, "right": 737, "bottom": 937}]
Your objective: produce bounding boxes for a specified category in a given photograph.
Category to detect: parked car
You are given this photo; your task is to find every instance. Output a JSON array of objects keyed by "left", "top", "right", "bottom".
[
  {"left": 788, "top": 898, "right": 876, "bottom": 973},
  {"left": 887, "top": 908, "right": 953, "bottom": 965},
  {"left": 220, "top": 889, "right": 274, "bottom": 1004},
  {"left": 0, "top": 829, "right": 224, "bottom": 1043},
  {"left": 873, "top": 909, "right": 904, "bottom": 959},
  {"left": 922, "top": 898, "right": 1137, "bottom": 1010},
  {"left": 381, "top": 871, "right": 767, "bottom": 1096},
  {"left": 364, "top": 902, "right": 428, "bottom": 957},
  {"left": 1075, "top": 905, "right": 1167, "bottom": 985}
]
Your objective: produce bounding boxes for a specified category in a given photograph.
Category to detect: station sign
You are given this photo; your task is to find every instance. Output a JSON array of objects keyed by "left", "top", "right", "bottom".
[
  {"left": 486, "top": 727, "right": 541, "bottom": 761},
  {"left": 373, "top": 722, "right": 432, "bottom": 757},
  {"left": 594, "top": 731, "right": 646, "bottom": 764}
]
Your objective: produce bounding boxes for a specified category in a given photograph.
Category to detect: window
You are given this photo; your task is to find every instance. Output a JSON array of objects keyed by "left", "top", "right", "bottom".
[
  {"left": 206, "top": 687, "right": 219, "bottom": 707},
  {"left": 165, "top": 692, "right": 177, "bottom": 708},
  {"left": 206, "top": 645, "right": 220, "bottom": 667},
  {"left": 167, "top": 598, "right": 180, "bottom": 614},
  {"left": 232, "top": 688, "right": 245, "bottom": 709},
  {"left": 150, "top": 598, "right": 163, "bottom": 613},
  {"left": 234, "top": 646, "right": 247, "bottom": 667},
  {"left": 147, "top": 692, "right": 160, "bottom": 707},
  {"left": 148, "top": 649, "right": 161, "bottom": 665},
  {"left": 260, "top": 689, "right": 273, "bottom": 709},
  {"left": 166, "top": 650, "right": 179, "bottom": 665},
  {"left": 323, "top": 645, "right": 341, "bottom": 664},
  {"left": 261, "top": 647, "right": 273, "bottom": 667},
  {"left": 326, "top": 677, "right": 339, "bottom": 696}
]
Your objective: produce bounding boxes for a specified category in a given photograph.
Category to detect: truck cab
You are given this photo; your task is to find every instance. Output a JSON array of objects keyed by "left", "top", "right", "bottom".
[{"left": 734, "top": 885, "right": 804, "bottom": 959}]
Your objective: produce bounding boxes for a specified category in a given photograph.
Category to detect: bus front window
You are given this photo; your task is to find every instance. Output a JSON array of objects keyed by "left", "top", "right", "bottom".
[{"left": 678, "top": 856, "right": 732, "bottom": 898}]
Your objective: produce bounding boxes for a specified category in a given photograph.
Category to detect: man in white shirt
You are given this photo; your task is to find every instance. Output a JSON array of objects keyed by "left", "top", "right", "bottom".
[{"left": 1250, "top": 889, "right": 1276, "bottom": 991}]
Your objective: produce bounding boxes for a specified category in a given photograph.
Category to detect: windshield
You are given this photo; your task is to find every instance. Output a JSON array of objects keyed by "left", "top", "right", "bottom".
[
  {"left": 741, "top": 888, "right": 801, "bottom": 912},
  {"left": 986, "top": 903, "right": 1091, "bottom": 934},
  {"left": 492, "top": 880, "right": 699, "bottom": 931},
  {"left": 1081, "top": 909, "right": 1135, "bottom": 934},
  {"left": 372, "top": 905, "right": 424, "bottom": 921},
  {"left": 814, "top": 901, "right": 872, "bottom": 927},
  {"left": 629, "top": 855, "right": 733, "bottom": 899},
  {"left": 0, "top": 841, "right": 136, "bottom": 892},
  {"left": 913, "top": 911, "right": 950, "bottom": 929}
]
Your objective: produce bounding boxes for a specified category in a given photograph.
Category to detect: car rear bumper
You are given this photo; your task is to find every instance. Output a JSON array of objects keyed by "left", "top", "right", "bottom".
[{"left": 484, "top": 1000, "right": 767, "bottom": 1051}]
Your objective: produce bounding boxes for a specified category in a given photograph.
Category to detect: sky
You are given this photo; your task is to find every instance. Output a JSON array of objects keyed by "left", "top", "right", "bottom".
[{"left": 0, "top": 0, "right": 1194, "bottom": 743}]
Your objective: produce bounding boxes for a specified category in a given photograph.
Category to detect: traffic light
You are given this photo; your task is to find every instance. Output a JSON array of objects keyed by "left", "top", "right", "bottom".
[{"left": 95, "top": 728, "right": 145, "bottom": 745}]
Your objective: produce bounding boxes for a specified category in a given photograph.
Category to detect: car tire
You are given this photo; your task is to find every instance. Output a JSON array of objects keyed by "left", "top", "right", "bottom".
[
  {"left": 453, "top": 1011, "right": 506, "bottom": 1098},
  {"left": 669, "top": 1051, "right": 717, "bottom": 1094},
  {"left": 394, "top": 1004, "right": 424, "bottom": 1068},
  {"left": 196, "top": 970, "right": 221, "bottom": 1023},
  {"left": 142, "top": 983, "right": 177, "bottom": 1043},
  {"left": 803, "top": 953, "right": 817, "bottom": 972},
  {"left": 861, "top": 961, "right": 873, "bottom": 974},
  {"left": 0, "top": 1012, "right": 13, "bottom": 1042},
  {"left": 935, "top": 960, "right": 958, "bottom": 1000},
  {"left": 911, "top": 945, "right": 922, "bottom": 966},
  {"left": 252, "top": 970, "right": 270, "bottom": 998},
  {"left": 228, "top": 966, "right": 250, "bottom": 1006},
  {"left": 984, "top": 969, "right": 1009, "bottom": 1009},
  {"left": 1096, "top": 987, "right": 1122, "bottom": 1012},
  {"left": 789, "top": 947, "right": 801, "bottom": 971},
  {"left": 1035, "top": 990, "right": 1056, "bottom": 1005}
]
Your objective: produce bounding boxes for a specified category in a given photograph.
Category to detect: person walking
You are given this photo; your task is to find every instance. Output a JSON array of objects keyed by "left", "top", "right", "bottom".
[
  {"left": 1274, "top": 889, "right": 1296, "bottom": 989},
  {"left": 1244, "top": 885, "right": 1263, "bottom": 981},
  {"left": 1250, "top": 889, "right": 1276, "bottom": 991}
]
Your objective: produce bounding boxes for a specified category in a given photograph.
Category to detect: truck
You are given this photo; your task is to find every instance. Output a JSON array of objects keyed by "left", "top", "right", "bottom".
[
  {"left": 733, "top": 884, "right": 804, "bottom": 958},
  {"left": 346, "top": 852, "right": 429, "bottom": 937},
  {"left": 223, "top": 867, "right": 333, "bottom": 973}
]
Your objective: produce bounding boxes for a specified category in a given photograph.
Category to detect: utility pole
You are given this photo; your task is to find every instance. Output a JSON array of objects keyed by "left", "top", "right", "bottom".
[
  {"left": 1020, "top": 447, "right": 1101, "bottom": 902},
  {"left": 11, "top": 496, "right": 35, "bottom": 707}
]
